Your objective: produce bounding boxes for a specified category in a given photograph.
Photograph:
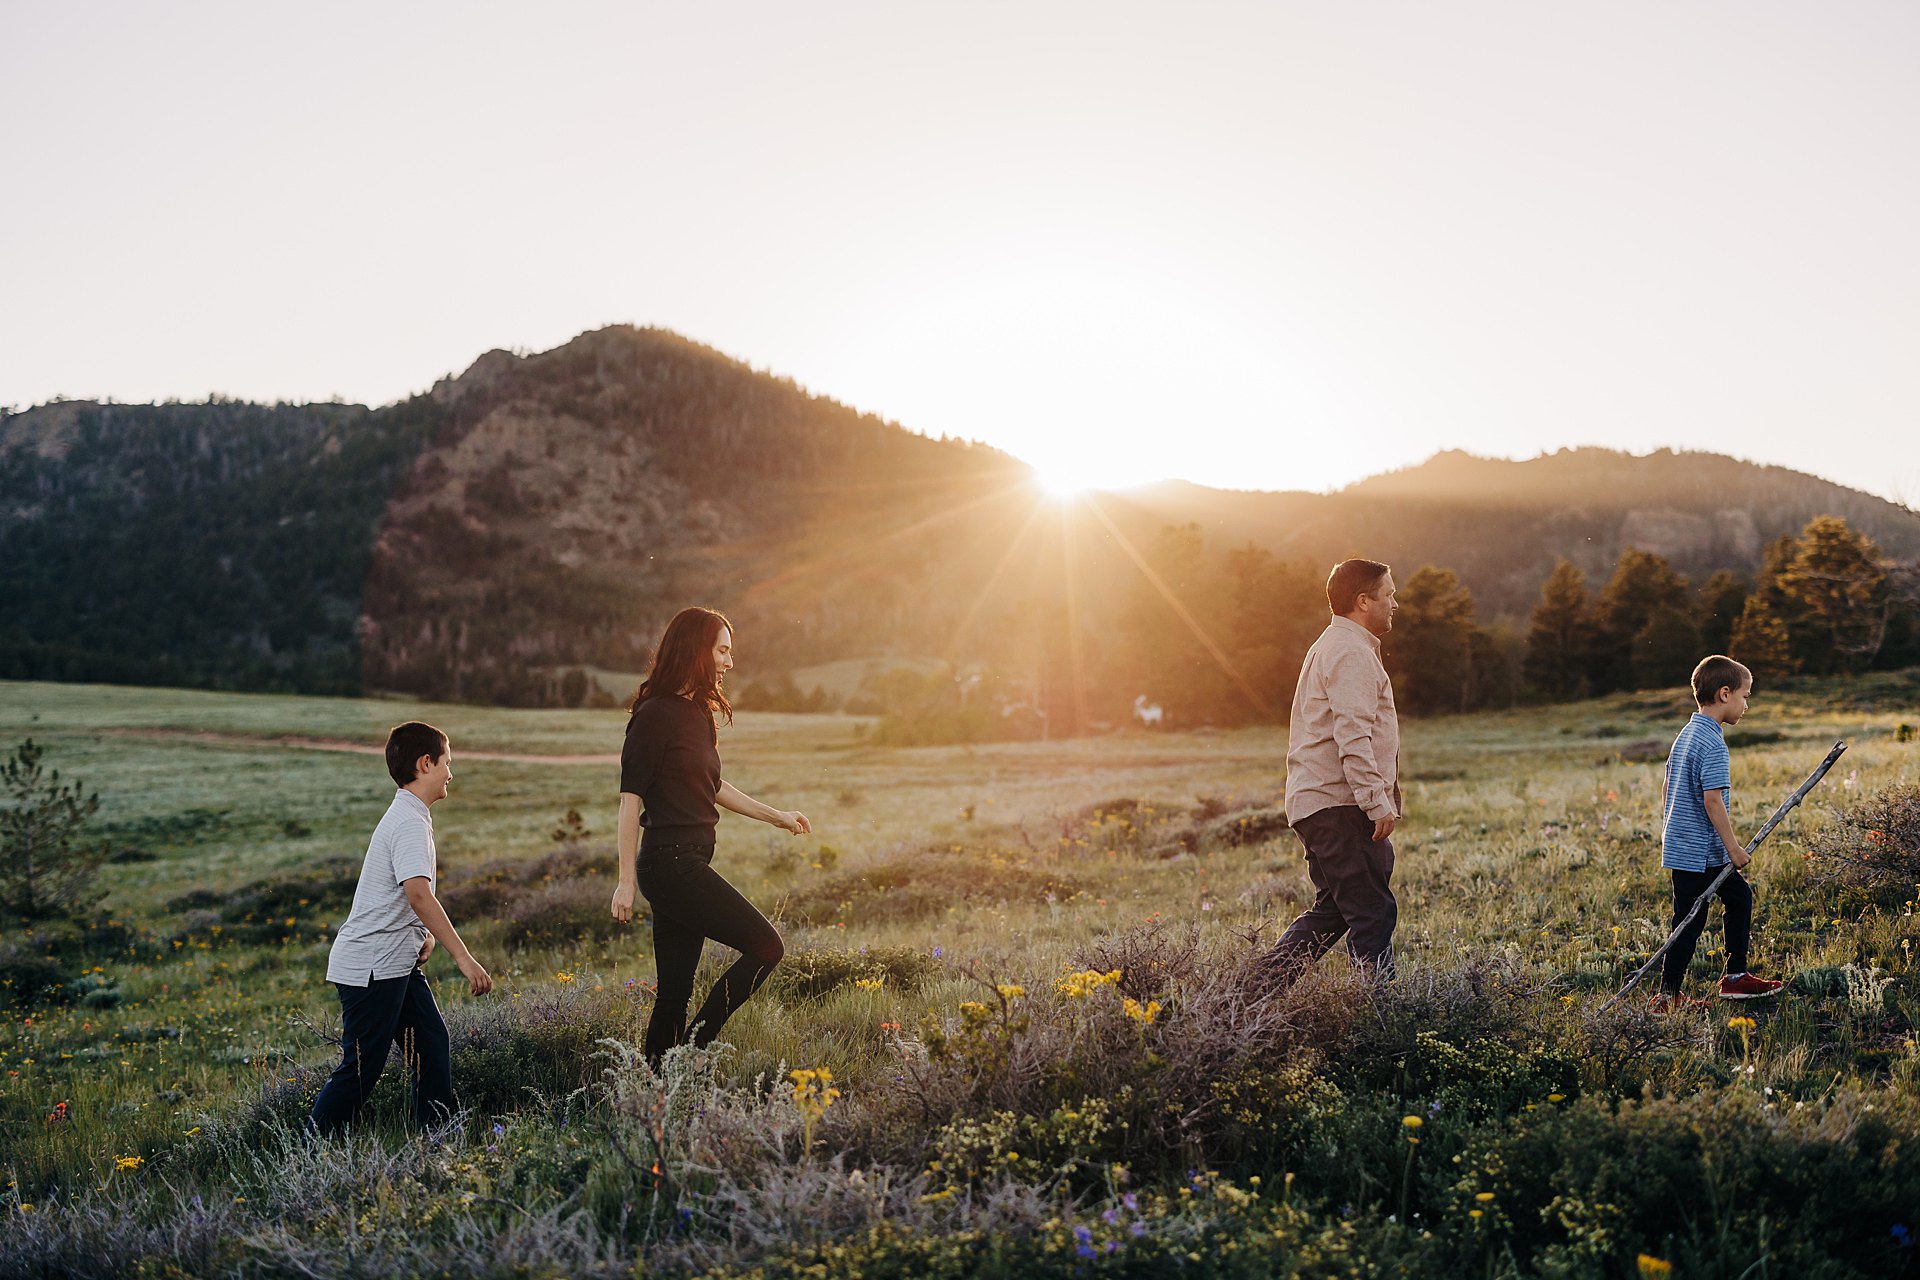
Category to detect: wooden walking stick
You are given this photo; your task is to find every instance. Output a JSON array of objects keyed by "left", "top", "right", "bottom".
[{"left": 1602, "top": 739, "right": 1848, "bottom": 1012}]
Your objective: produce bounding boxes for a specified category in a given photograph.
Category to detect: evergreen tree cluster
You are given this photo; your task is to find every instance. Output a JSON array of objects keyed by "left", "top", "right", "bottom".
[{"left": 1521, "top": 515, "right": 1920, "bottom": 698}]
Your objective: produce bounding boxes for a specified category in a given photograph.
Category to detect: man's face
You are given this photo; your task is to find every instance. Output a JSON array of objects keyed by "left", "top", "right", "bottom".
[
  {"left": 415, "top": 746, "right": 453, "bottom": 803},
  {"left": 1359, "top": 572, "right": 1398, "bottom": 636}
]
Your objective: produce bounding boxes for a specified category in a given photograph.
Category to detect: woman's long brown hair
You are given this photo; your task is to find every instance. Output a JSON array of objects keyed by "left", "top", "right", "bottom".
[{"left": 627, "top": 606, "right": 734, "bottom": 727}]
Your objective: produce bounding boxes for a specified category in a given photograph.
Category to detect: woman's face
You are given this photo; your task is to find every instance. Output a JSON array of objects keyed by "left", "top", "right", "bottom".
[{"left": 711, "top": 626, "right": 735, "bottom": 684}]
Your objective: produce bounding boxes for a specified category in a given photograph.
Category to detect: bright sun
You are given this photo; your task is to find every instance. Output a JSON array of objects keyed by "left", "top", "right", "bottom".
[{"left": 1033, "top": 468, "right": 1089, "bottom": 499}]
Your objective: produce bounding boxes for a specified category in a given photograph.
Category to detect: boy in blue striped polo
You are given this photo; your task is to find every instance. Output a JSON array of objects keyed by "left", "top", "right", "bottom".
[{"left": 1655, "top": 655, "right": 1785, "bottom": 1008}]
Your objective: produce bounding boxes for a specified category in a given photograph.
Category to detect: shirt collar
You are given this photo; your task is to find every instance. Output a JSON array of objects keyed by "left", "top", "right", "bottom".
[
  {"left": 393, "top": 788, "right": 433, "bottom": 823},
  {"left": 1330, "top": 614, "right": 1383, "bottom": 652}
]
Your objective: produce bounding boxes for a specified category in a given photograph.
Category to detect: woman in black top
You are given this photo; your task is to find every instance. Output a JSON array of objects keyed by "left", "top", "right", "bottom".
[{"left": 611, "top": 607, "right": 811, "bottom": 1067}]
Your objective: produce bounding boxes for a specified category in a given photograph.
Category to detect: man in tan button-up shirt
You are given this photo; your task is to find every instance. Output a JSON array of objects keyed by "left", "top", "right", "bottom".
[{"left": 1267, "top": 559, "right": 1403, "bottom": 980}]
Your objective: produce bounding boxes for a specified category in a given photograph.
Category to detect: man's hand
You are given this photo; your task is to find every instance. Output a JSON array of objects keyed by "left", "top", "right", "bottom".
[
  {"left": 611, "top": 880, "right": 636, "bottom": 924},
  {"left": 458, "top": 954, "right": 493, "bottom": 996},
  {"left": 1372, "top": 814, "right": 1398, "bottom": 842},
  {"left": 780, "top": 810, "right": 813, "bottom": 836},
  {"left": 417, "top": 935, "right": 436, "bottom": 965}
]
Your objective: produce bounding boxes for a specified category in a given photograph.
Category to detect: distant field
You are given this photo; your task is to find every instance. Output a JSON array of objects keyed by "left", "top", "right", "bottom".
[{"left": 3, "top": 672, "right": 1919, "bottom": 1277}]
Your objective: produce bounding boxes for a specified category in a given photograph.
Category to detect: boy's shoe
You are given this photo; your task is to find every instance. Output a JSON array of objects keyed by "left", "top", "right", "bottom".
[
  {"left": 1719, "top": 972, "right": 1785, "bottom": 1000},
  {"left": 1648, "top": 991, "right": 1709, "bottom": 1013}
]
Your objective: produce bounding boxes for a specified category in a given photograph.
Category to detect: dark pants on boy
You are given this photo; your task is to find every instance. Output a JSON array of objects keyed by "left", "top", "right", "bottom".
[
  {"left": 1660, "top": 866, "right": 1751, "bottom": 994},
  {"left": 1265, "top": 805, "right": 1398, "bottom": 981},
  {"left": 308, "top": 968, "right": 453, "bottom": 1136},
  {"left": 639, "top": 842, "right": 784, "bottom": 1067}
]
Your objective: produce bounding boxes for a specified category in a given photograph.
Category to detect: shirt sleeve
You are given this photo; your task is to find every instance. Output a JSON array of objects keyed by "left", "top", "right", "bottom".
[
  {"left": 389, "top": 820, "right": 434, "bottom": 885},
  {"left": 1325, "top": 649, "right": 1395, "bottom": 821},
  {"left": 619, "top": 706, "right": 665, "bottom": 797}
]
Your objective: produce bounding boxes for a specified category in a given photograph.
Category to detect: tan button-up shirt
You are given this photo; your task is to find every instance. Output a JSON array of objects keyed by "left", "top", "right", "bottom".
[{"left": 1284, "top": 616, "right": 1402, "bottom": 825}]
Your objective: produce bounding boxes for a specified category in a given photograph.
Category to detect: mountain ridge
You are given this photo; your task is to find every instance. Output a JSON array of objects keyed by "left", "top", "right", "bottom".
[{"left": 3, "top": 325, "right": 1915, "bottom": 708}]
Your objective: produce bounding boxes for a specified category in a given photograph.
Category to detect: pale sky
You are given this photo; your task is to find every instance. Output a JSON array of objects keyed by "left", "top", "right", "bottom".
[{"left": 4, "top": 2, "right": 1917, "bottom": 504}]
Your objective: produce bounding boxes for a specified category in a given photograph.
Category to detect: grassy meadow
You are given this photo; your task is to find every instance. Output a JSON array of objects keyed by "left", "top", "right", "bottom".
[{"left": 3, "top": 673, "right": 1920, "bottom": 1278}]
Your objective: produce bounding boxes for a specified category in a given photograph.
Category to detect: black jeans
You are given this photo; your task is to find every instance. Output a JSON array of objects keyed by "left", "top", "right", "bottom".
[
  {"left": 1265, "top": 805, "right": 1398, "bottom": 980},
  {"left": 308, "top": 968, "right": 452, "bottom": 1136},
  {"left": 1661, "top": 866, "right": 1752, "bottom": 993},
  {"left": 639, "top": 842, "right": 783, "bottom": 1066}
]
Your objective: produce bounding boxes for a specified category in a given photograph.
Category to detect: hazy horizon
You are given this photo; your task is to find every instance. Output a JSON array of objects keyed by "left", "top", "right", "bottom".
[{"left": 5, "top": 2, "right": 1918, "bottom": 505}]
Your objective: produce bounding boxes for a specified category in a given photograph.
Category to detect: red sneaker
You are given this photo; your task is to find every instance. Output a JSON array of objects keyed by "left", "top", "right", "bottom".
[{"left": 1719, "top": 973, "right": 1785, "bottom": 1000}]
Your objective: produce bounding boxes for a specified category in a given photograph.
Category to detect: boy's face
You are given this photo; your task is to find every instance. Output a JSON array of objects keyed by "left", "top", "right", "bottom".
[
  {"left": 1716, "top": 678, "right": 1752, "bottom": 724},
  {"left": 413, "top": 746, "right": 454, "bottom": 803}
]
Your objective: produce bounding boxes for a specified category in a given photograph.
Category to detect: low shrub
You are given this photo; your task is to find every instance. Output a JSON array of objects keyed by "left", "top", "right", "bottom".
[
  {"left": 1809, "top": 783, "right": 1920, "bottom": 907},
  {"left": 781, "top": 850, "right": 1083, "bottom": 927},
  {"left": 1437, "top": 1086, "right": 1920, "bottom": 1277},
  {"left": 767, "top": 945, "right": 941, "bottom": 1002},
  {"left": 164, "top": 857, "right": 358, "bottom": 944},
  {"left": 0, "top": 943, "right": 69, "bottom": 1009},
  {"left": 440, "top": 845, "right": 626, "bottom": 947},
  {"left": 500, "top": 877, "right": 630, "bottom": 949}
]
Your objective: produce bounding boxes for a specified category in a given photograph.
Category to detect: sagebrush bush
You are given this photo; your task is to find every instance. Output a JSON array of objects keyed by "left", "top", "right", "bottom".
[
  {"left": 1810, "top": 783, "right": 1920, "bottom": 907},
  {"left": 165, "top": 856, "right": 358, "bottom": 944},
  {"left": 780, "top": 849, "right": 1084, "bottom": 927},
  {"left": 500, "top": 877, "right": 630, "bottom": 949},
  {"left": 767, "top": 945, "right": 941, "bottom": 1002},
  {"left": 1439, "top": 1086, "right": 1920, "bottom": 1278},
  {"left": 438, "top": 844, "right": 628, "bottom": 946}
]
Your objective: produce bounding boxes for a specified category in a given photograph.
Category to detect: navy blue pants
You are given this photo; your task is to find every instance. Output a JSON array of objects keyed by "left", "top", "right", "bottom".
[
  {"left": 639, "top": 842, "right": 784, "bottom": 1066},
  {"left": 1661, "top": 867, "right": 1752, "bottom": 994},
  {"left": 1266, "top": 805, "right": 1398, "bottom": 980},
  {"left": 308, "top": 968, "right": 453, "bottom": 1136}
]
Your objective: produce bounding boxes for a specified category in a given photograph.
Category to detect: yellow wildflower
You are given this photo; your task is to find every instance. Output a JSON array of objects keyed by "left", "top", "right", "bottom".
[
  {"left": 1402, "top": 1115, "right": 1424, "bottom": 1129},
  {"left": 1123, "top": 998, "right": 1160, "bottom": 1025},
  {"left": 1637, "top": 1256, "right": 1672, "bottom": 1278},
  {"left": 114, "top": 1155, "right": 143, "bottom": 1172}
]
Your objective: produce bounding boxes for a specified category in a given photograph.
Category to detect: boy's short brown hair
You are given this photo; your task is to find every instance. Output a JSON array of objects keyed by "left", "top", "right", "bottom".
[
  {"left": 1691, "top": 655, "right": 1751, "bottom": 707},
  {"left": 385, "top": 721, "right": 449, "bottom": 787}
]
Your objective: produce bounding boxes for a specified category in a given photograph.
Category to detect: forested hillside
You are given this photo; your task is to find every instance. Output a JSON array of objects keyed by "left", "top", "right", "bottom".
[
  {"left": 0, "top": 396, "right": 442, "bottom": 692},
  {"left": 4, "top": 325, "right": 1917, "bottom": 725}
]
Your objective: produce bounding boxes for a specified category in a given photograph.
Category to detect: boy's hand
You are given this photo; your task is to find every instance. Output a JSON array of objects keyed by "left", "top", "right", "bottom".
[
  {"left": 458, "top": 955, "right": 493, "bottom": 996},
  {"left": 417, "top": 935, "right": 437, "bottom": 964},
  {"left": 1730, "top": 848, "right": 1752, "bottom": 870}
]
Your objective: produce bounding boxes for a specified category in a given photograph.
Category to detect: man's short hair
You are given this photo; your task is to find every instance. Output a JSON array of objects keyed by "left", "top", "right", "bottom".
[
  {"left": 1326, "top": 559, "right": 1391, "bottom": 615},
  {"left": 1691, "top": 655, "right": 1751, "bottom": 707},
  {"left": 385, "top": 721, "right": 448, "bottom": 787}
]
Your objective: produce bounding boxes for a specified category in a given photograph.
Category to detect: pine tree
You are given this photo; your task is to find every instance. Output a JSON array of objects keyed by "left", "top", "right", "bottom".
[
  {"left": 1523, "top": 559, "right": 1591, "bottom": 700},
  {"left": 0, "top": 739, "right": 107, "bottom": 920},
  {"left": 1777, "top": 515, "right": 1889, "bottom": 673},
  {"left": 1592, "top": 549, "right": 1689, "bottom": 692},
  {"left": 1730, "top": 594, "right": 1798, "bottom": 686},
  {"left": 1385, "top": 566, "right": 1476, "bottom": 715},
  {"left": 1696, "top": 569, "right": 1749, "bottom": 656}
]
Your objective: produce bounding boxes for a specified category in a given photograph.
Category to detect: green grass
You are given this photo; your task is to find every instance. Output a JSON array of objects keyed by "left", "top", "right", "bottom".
[{"left": 3, "top": 673, "right": 1919, "bottom": 1277}]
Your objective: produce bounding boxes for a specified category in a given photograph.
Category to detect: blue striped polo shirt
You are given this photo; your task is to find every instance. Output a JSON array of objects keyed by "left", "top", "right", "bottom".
[{"left": 1662, "top": 712, "right": 1733, "bottom": 871}]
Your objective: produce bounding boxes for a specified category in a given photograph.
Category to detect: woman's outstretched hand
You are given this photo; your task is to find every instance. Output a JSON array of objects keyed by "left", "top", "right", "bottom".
[
  {"left": 611, "top": 880, "right": 637, "bottom": 924},
  {"left": 780, "top": 810, "right": 812, "bottom": 836}
]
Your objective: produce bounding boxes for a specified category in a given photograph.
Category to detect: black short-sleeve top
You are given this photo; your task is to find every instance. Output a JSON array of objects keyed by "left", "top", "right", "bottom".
[{"left": 620, "top": 695, "right": 722, "bottom": 850}]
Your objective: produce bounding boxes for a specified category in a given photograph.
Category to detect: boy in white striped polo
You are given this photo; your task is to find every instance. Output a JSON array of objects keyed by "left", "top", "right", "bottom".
[
  {"left": 308, "top": 722, "right": 493, "bottom": 1136},
  {"left": 1654, "top": 656, "right": 1785, "bottom": 1010}
]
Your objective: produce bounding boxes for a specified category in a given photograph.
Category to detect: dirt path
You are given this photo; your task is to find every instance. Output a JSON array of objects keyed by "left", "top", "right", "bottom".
[{"left": 104, "top": 727, "right": 617, "bottom": 766}]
